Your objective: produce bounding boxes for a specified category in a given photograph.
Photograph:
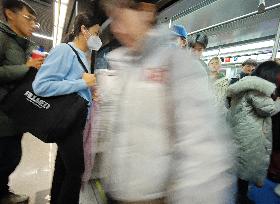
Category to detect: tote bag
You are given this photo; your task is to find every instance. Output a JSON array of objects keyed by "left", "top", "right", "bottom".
[{"left": 0, "top": 44, "right": 89, "bottom": 143}]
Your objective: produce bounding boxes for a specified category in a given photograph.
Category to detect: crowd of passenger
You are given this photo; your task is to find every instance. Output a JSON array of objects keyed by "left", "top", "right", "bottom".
[{"left": 0, "top": 0, "right": 280, "bottom": 204}]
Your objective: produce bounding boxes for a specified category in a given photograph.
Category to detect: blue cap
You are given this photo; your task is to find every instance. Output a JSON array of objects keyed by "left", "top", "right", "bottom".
[{"left": 171, "top": 25, "right": 188, "bottom": 39}]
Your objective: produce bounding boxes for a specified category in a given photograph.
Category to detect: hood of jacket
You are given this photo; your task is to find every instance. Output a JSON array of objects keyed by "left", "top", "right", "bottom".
[
  {"left": 227, "top": 76, "right": 276, "bottom": 97},
  {"left": 0, "top": 21, "right": 33, "bottom": 50}
]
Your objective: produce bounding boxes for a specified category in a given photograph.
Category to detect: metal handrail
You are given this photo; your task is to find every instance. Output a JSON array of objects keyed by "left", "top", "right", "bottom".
[
  {"left": 188, "top": 2, "right": 280, "bottom": 35},
  {"left": 272, "top": 19, "right": 280, "bottom": 60}
]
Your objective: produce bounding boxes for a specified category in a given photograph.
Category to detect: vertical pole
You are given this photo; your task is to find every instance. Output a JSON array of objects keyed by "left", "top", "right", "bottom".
[
  {"left": 75, "top": 0, "right": 78, "bottom": 16},
  {"left": 272, "top": 19, "right": 280, "bottom": 60}
]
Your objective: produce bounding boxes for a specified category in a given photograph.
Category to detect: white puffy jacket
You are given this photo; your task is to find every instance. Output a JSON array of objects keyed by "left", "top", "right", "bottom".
[{"left": 97, "top": 26, "right": 234, "bottom": 204}]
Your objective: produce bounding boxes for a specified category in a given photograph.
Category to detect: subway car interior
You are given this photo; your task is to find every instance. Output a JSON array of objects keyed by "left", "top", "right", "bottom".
[{"left": 0, "top": 0, "right": 280, "bottom": 204}]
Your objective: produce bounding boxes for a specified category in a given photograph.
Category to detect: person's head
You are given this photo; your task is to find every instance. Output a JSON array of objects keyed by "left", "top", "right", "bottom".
[
  {"left": 171, "top": 24, "right": 188, "bottom": 48},
  {"left": 2, "top": 0, "right": 38, "bottom": 37},
  {"left": 188, "top": 33, "right": 208, "bottom": 58},
  {"left": 208, "top": 57, "right": 221, "bottom": 72},
  {"left": 64, "top": 12, "right": 102, "bottom": 51},
  {"left": 101, "top": 0, "right": 157, "bottom": 49},
  {"left": 251, "top": 61, "right": 280, "bottom": 85},
  {"left": 177, "top": 37, "right": 187, "bottom": 48},
  {"left": 241, "top": 59, "right": 257, "bottom": 74}
]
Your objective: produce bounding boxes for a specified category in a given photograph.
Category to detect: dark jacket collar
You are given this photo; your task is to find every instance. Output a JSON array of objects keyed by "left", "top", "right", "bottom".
[{"left": 0, "top": 21, "right": 33, "bottom": 50}]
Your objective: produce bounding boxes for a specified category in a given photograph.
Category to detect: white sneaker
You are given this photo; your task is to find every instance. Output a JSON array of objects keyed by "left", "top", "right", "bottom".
[
  {"left": 275, "top": 184, "right": 280, "bottom": 197},
  {"left": 0, "top": 192, "right": 29, "bottom": 204}
]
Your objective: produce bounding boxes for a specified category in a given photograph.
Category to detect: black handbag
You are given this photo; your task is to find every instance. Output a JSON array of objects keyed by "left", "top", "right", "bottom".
[{"left": 0, "top": 44, "right": 89, "bottom": 143}]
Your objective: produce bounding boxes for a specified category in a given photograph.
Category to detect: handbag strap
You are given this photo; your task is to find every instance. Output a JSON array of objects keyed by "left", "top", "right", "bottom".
[{"left": 68, "top": 44, "right": 90, "bottom": 73}]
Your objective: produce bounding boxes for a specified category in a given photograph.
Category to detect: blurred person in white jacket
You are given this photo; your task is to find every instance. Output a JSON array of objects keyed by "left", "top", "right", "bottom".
[{"left": 98, "top": 0, "right": 234, "bottom": 203}]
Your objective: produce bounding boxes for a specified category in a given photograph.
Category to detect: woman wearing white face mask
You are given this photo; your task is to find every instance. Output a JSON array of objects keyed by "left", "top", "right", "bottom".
[{"left": 32, "top": 13, "right": 103, "bottom": 204}]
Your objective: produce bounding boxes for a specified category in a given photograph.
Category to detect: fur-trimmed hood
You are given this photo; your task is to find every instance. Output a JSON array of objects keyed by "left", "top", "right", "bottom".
[{"left": 227, "top": 76, "right": 276, "bottom": 97}]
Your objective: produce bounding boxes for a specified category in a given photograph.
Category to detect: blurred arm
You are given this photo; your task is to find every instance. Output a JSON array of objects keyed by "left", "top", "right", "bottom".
[{"left": 168, "top": 49, "right": 234, "bottom": 204}]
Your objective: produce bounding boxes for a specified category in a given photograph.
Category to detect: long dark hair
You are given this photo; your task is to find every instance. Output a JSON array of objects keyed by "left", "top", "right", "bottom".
[
  {"left": 251, "top": 61, "right": 280, "bottom": 98},
  {"left": 252, "top": 61, "right": 280, "bottom": 84},
  {"left": 64, "top": 12, "right": 103, "bottom": 43}
]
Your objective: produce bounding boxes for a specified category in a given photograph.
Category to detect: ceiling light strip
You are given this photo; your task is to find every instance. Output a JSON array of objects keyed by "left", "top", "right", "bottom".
[
  {"left": 33, "top": 32, "right": 53, "bottom": 40},
  {"left": 53, "top": 0, "right": 69, "bottom": 47},
  {"left": 203, "top": 39, "right": 275, "bottom": 57}
]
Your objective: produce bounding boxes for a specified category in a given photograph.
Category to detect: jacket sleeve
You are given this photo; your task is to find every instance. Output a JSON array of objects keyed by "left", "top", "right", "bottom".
[
  {"left": 32, "top": 44, "right": 88, "bottom": 97},
  {"left": 0, "top": 64, "right": 29, "bottom": 83},
  {"left": 0, "top": 38, "right": 29, "bottom": 83},
  {"left": 167, "top": 49, "right": 234, "bottom": 204},
  {"left": 248, "top": 93, "right": 280, "bottom": 117}
]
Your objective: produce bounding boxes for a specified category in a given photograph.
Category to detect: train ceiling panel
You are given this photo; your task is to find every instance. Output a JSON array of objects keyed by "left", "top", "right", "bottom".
[
  {"left": 205, "top": 6, "right": 280, "bottom": 48},
  {"left": 168, "top": 0, "right": 280, "bottom": 49},
  {"left": 158, "top": 0, "right": 218, "bottom": 23}
]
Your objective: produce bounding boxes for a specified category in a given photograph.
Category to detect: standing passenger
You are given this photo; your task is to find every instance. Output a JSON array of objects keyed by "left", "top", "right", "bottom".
[
  {"left": 171, "top": 24, "right": 188, "bottom": 48},
  {"left": 229, "top": 59, "right": 257, "bottom": 85},
  {"left": 32, "top": 13, "right": 103, "bottom": 204},
  {"left": 188, "top": 33, "right": 209, "bottom": 74},
  {"left": 99, "top": 0, "right": 233, "bottom": 203},
  {"left": 0, "top": 0, "right": 43, "bottom": 203},
  {"left": 208, "top": 56, "right": 225, "bottom": 80},
  {"left": 268, "top": 60, "right": 280, "bottom": 198},
  {"left": 227, "top": 61, "right": 280, "bottom": 204},
  {"left": 208, "top": 56, "right": 229, "bottom": 106}
]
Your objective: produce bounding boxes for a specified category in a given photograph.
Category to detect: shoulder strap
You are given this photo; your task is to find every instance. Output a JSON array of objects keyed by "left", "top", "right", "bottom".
[{"left": 67, "top": 44, "right": 89, "bottom": 73}]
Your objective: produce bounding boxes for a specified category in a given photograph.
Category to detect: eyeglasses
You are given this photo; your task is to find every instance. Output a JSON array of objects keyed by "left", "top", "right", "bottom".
[{"left": 22, "top": 14, "right": 40, "bottom": 29}]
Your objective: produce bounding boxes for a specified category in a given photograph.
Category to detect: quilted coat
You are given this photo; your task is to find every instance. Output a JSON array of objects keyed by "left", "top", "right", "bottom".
[{"left": 227, "top": 76, "right": 280, "bottom": 184}]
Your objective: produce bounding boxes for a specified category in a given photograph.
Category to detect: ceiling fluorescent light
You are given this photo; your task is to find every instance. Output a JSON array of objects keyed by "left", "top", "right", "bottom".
[
  {"left": 168, "top": 19, "right": 172, "bottom": 28},
  {"left": 203, "top": 40, "right": 275, "bottom": 58},
  {"left": 53, "top": 0, "right": 69, "bottom": 47},
  {"left": 33, "top": 32, "right": 53, "bottom": 40},
  {"left": 58, "top": 4, "right": 68, "bottom": 28},
  {"left": 220, "top": 40, "right": 274, "bottom": 54},
  {"left": 203, "top": 49, "right": 219, "bottom": 57},
  {"left": 75, "top": 1, "right": 78, "bottom": 17},
  {"left": 53, "top": 2, "right": 59, "bottom": 47}
]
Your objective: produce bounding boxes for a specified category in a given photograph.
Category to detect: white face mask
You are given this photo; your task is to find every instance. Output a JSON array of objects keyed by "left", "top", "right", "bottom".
[{"left": 87, "top": 35, "right": 102, "bottom": 51}]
